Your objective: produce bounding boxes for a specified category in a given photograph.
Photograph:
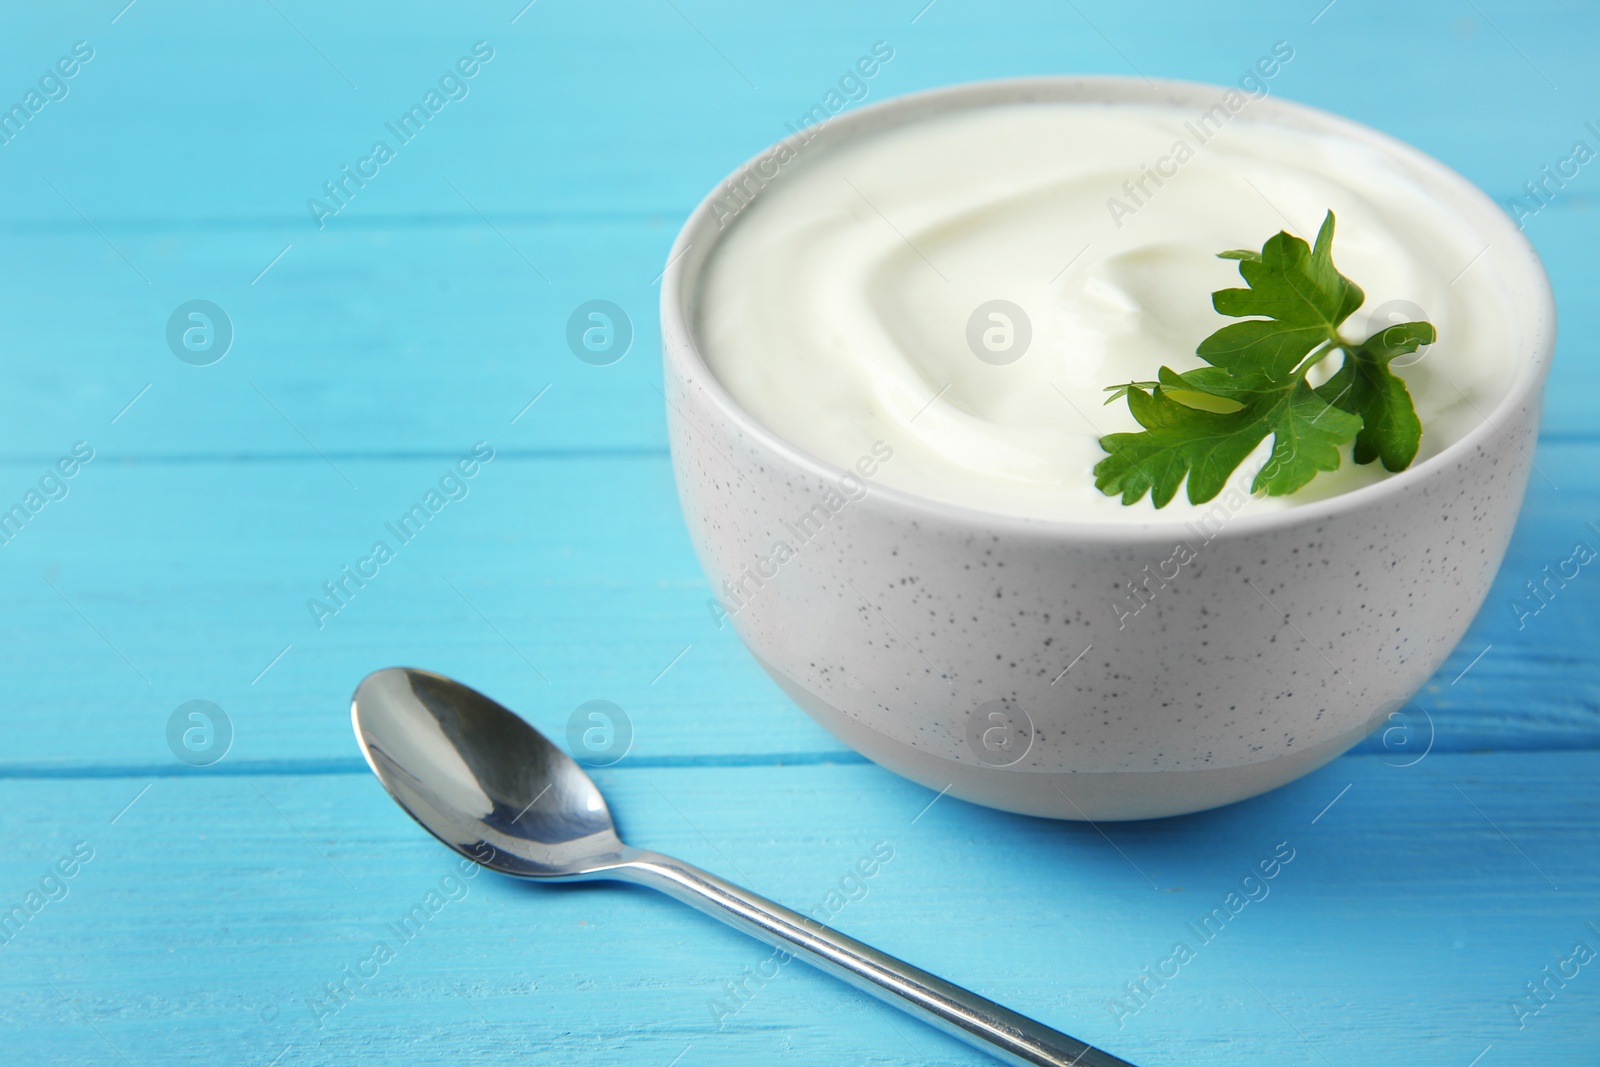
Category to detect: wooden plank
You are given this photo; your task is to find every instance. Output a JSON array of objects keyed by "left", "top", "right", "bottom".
[
  {"left": 0, "top": 0, "right": 1595, "bottom": 220},
  {"left": 0, "top": 452, "right": 842, "bottom": 768},
  {"left": 0, "top": 751, "right": 1594, "bottom": 1065},
  {"left": 0, "top": 222, "right": 676, "bottom": 456},
  {"left": 0, "top": 208, "right": 1595, "bottom": 454},
  {"left": 0, "top": 439, "right": 1597, "bottom": 769},
  {"left": 0, "top": 3, "right": 1595, "bottom": 452}
]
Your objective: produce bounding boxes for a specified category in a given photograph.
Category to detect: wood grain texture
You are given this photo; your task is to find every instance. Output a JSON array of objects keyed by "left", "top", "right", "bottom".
[
  {"left": 1, "top": 753, "right": 1596, "bottom": 1066},
  {"left": 0, "top": 443, "right": 1595, "bottom": 769},
  {"left": 0, "top": 0, "right": 1596, "bottom": 1064}
]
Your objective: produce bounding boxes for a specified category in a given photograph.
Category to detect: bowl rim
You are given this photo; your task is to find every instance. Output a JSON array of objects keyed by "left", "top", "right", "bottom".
[{"left": 659, "top": 74, "right": 1556, "bottom": 545}]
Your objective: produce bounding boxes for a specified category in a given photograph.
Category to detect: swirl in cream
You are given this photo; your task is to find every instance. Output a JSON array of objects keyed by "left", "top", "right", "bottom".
[{"left": 695, "top": 101, "right": 1518, "bottom": 523}]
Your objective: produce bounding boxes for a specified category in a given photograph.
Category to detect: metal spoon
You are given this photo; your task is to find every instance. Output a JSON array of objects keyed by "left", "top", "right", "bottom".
[{"left": 351, "top": 667, "right": 1137, "bottom": 1067}]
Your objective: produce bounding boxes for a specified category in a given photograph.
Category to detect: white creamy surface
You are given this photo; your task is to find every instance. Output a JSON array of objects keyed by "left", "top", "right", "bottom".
[{"left": 694, "top": 101, "right": 1520, "bottom": 524}]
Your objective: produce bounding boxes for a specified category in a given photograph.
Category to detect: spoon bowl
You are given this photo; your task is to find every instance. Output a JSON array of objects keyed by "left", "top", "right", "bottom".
[
  {"left": 351, "top": 667, "right": 628, "bottom": 879},
  {"left": 351, "top": 666, "right": 1137, "bottom": 1067}
]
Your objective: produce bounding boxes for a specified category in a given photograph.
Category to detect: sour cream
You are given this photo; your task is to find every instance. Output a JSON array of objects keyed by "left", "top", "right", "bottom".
[{"left": 694, "top": 99, "right": 1519, "bottom": 523}]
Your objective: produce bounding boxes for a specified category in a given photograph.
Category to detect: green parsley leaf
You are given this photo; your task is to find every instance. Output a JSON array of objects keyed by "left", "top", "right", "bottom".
[
  {"left": 1094, "top": 210, "right": 1432, "bottom": 507},
  {"left": 1097, "top": 388, "right": 1272, "bottom": 508},
  {"left": 1318, "top": 320, "right": 1431, "bottom": 471},
  {"left": 1251, "top": 380, "right": 1365, "bottom": 496}
]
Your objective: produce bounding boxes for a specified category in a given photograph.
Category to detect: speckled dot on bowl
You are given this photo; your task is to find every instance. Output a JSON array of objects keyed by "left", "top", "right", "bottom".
[{"left": 659, "top": 76, "right": 1555, "bottom": 821}]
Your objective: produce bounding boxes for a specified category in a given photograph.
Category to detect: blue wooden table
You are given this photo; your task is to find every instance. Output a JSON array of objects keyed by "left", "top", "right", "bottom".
[{"left": 2, "top": 2, "right": 1596, "bottom": 1064}]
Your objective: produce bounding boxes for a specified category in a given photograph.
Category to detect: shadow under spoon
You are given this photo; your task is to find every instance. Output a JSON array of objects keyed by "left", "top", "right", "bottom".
[{"left": 351, "top": 666, "right": 1138, "bottom": 1067}]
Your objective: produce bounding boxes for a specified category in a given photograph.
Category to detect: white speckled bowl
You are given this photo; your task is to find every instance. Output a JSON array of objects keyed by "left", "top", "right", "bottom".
[{"left": 659, "top": 76, "right": 1555, "bottom": 820}]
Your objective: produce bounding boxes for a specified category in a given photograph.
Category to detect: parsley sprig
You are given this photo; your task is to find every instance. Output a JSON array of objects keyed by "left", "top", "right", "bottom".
[{"left": 1095, "top": 211, "right": 1434, "bottom": 508}]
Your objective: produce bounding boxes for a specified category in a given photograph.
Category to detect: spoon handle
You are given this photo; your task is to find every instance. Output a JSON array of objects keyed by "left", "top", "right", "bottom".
[{"left": 617, "top": 849, "right": 1137, "bottom": 1067}]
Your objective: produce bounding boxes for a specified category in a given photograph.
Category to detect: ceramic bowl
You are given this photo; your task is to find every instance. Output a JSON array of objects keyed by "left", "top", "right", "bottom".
[{"left": 658, "top": 76, "right": 1554, "bottom": 820}]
